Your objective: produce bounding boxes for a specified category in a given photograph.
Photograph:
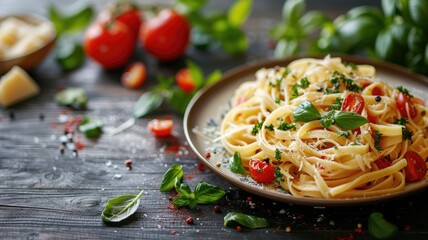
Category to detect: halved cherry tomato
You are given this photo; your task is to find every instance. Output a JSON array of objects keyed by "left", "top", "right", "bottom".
[
  {"left": 140, "top": 9, "right": 190, "bottom": 61},
  {"left": 374, "top": 156, "right": 392, "bottom": 169},
  {"left": 341, "top": 92, "right": 365, "bottom": 114},
  {"left": 148, "top": 119, "right": 173, "bottom": 137},
  {"left": 97, "top": 2, "right": 142, "bottom": 41},
  {"left": 249, "top": 159, "right": 275, "bottom": 183},
  {"left": 372, "top": 87, "right": 383, "bottom": 96},
  {"left": 84, "top": 21, "right": 134, "bottom": 69},
  {"left": 396, "top": 92, "right": 417, "bottom": 118},
  {"left": 359, "top": 79, "right": 373, "bottom": 89},
  {"left": 404, "top": 151, "right": 427, "bottom": 182},
  {"left": 367, "top": 113, "right": 377, "bottom": 123},
  {"left": 176, "top": 68, "right": 196, "bottom": 93},
  {"left": 121, "top": 62, "right": 147, "bottom": 89}
]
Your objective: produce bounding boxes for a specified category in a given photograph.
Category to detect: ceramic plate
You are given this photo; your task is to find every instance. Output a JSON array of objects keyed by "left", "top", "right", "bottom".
[{"left": 183, "top": 54, "right": 428, "bottom": 206}]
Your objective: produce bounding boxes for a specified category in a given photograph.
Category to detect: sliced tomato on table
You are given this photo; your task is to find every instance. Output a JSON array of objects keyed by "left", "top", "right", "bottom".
[
  {"left": 404, "top": 151, "right": 427, "bottom": 182},
  {"left": 121, "top": 62, "right": 147, "bottom": 89},
  {"left": 84, "top": 21, "right": 134, "bottom": 69},
  {"left": 396, "top": 92, "right": 417, "bottom": 118},
  {"left": 175, "top": 68, "right": 196, "bottom": 93},
  {"left": 249, "top": 159, "right": 275, "bottom": 183},
  {"left": 148, "top": 119, "right": 174, "bottom": 137}
]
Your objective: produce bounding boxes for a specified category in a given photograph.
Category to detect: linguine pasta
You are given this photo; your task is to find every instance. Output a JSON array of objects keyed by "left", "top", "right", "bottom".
[{"left": 220, "top": 56, "right": 428, "bottom": 199}]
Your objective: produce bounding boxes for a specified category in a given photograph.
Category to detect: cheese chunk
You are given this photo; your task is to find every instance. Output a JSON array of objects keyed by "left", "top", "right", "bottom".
[{"left": 0, "top": 66, "right": 40, "bottom": 107}]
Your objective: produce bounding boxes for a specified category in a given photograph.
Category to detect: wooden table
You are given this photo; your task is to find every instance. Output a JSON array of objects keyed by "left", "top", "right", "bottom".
[{"left": 1, "top": 0, "right": 428, "bottom": 239}]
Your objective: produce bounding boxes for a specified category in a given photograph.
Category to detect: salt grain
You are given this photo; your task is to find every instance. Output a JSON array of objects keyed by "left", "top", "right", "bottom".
[
  {"left": 113, "top": 174, "right": 122, "bottom": 179},
  {"left": 106, "top": 161, "right": 112, "bottom": 167},
  {"left": 279, "top": 209, "right": 286, "bottom": 214}
]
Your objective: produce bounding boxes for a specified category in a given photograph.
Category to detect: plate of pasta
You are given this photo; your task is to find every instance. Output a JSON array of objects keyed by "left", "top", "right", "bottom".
[{"left": 184, "top": 55, "right": 428, "bottom": 205}]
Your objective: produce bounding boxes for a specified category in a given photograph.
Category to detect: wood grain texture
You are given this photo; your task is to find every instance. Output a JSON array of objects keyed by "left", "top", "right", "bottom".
[{"left": 2, "top": 0, "right": 428, "bottom": 239}]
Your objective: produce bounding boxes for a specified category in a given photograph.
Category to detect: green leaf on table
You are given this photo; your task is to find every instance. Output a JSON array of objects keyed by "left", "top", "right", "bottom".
[
  {"left": 101, "top": 189, "right": 144, "bottom": 223},
  {"left": 229, "top": 152, "right": 248, "bottom": 175},
  {"left": 228, "top": 0, "right": 253, "bottom": 27},
  {"left": 368, "top": 212, "right": 398, "bottom": 240},
  {"left": 174, "top": 177, "right": 192, "bottom": 197},
  {"left": 205, "top": 70, "right": 222, "bottom": 86},
  {"left": 54, "top": 87, "right": 87, "bottom": 110},
  {"left": 55, "top": 37, "right": 85, "bottom": 71},
  {"left": 282, "top": 0, "right": 305, "bottom": 24},
  {"left": 224, "top": 212, "right": 269, "bottom": 229},
  {"left": 293, "top": 101, "right": 321, "bottom": 122},
  {"left": 160, "top": 165, "right": 184, "bottom": 192},
  {"left": 133, "top": 91, "right": 164, "bottom": 119},
  {"left": 78, "top": 117, "right": 103, "bottom": 138},
  {"left": 65, "top": 3, "right": 94, "bottom": 33},
  {"left": 186, "top": 60, "right": 204, "bottom": 88},
  {"left": 167, "top": 88, "right": 194, "bottom": 115},
  {"left": 194, "top": 182, "right": 226, "bottom": 204},
  {"left": 334, "top": 111, "right": 368, "bottom": 130}
]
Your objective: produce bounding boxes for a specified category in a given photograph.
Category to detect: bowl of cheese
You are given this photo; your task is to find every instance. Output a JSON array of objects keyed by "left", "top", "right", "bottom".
[{"left": 0, "top": 14, "right": 56, "bottom": 74}]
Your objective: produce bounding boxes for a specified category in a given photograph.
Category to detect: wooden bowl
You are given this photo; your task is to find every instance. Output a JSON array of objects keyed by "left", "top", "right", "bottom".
[{"left": 0, "top": 14, "right": 56, "bottom": 74}]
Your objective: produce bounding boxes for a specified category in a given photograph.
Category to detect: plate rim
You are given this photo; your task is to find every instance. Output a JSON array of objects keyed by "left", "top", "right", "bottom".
[{"left": 183, "top": 54, "right": 428, "bottom": 206}]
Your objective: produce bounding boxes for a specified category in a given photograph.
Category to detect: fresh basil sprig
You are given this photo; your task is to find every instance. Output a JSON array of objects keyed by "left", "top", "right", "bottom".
[
  {"left": 79, "top": 116, "right": 103, "bottom": 138},
  {"left": 54, "top": 87, "right": 87, "bottom": 110},
  {"left": 48, "top": 3, "right": 94, "bottom": 36},
  {"left": 293, "top": 100, "right": 368, "bottom": 130},
  {"left": 368, "top": 212, "right": 398, "bottom": 240},
  {"left": 101, "top": 189, "right": 144, "bottom": 223},
  {"left": 132, "top": 91, "right": 164, "bottom": 119},
  {"left": 172, "top": 177, "right": 225, "bottom": 208},
  {"left": 224, "top": 212, "right": 269, "bottom": 229},
  {"left": 160, "top": 164, "right": 184, "bottom": 192},
  {"left": 229, "top": 152, "right": 248, "bottom": 175}
]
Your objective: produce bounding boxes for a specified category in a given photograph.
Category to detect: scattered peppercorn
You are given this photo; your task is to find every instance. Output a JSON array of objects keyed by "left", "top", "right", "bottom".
[
  {"left": 39, "top": 113, "right": 45, "bottom": 121},
  {"left": 213, "top": 205, "right": 221, "bottom": 213},
  {"left": 216, "top": 162, "right": 221, "bottom": 168},
  {"left": 168, "top": 196, "right": 173, "bottom": 201},
  {"left": 58, "top": 145, "right": 64, "bottom": 154},
  {"left": 186, "top": 217, "right": 193, "bottom": 224},
  {"left": 285, "top": 226, "right": 292, "bottom": 232},
  {"left": 421, "top": 111, "right": 426, "bottom": 116},
  {"left": 236, "top": 226, "right": 242, "bottom": 232},
  {"left": 171, "top": 230, "right": 177, "bottom": 235},
  {"left": 125, "top": 159, "right": 133, "bottom": 169},
  {"left": 205, "top": 152, "right": 211, "bottom": 158},
  {"left": 375, "top": 96, "right": 382, "bottom": 102},
  {"left": 198, "top": 163, "right": 206, "bottom": 171},
  {"left": 9, "top": 111, "right": 15, "bottom": 121},
  {"left": 247, "top": 196, "right": 252, "bottom": 201}
]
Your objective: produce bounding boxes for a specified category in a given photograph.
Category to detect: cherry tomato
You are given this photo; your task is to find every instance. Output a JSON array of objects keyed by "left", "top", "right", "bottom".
[
  {"left": 98, "top": 3, "right": 142, "bottom": 41},
  {"left": 121, "top": 62, "right": 147, "bottom": 89},
  {"left": 374, "top": 157, "right": 392, "bottom": 169},
  {"left": 249, "top": 159, "right": 275, "bottom": 183},
  {"left": 359, "top": 79, "right": 373, "bottom": 89},
  {"left": 140, "top": 9, "right": 190, "bottom": 61},
  {"left": 372, "top": 87, "right": 383, "bottom": 96},
  {"left": 176, "top": 68, "right": 196, "bottom": 93},
  {"left": 84, "top": 21, "right": 134, "bottom": 69},
  {"left": 367, "top": 113, "right": 377, "bottom": 123},
  {"left": 396, "top": 92, "right": 417, "bottom": 118},
  {"left": 148, "top": 119, "right": 173, "bottom": 137},
  {"left": 341, "top": 92, "right": 365, "bottom": 114},
  {"left": 404, "top": 151, "right": 427, "bottom": 182}
]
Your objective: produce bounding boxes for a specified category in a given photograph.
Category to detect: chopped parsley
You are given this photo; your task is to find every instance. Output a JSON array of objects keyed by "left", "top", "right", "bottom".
[
  {"left": 331, "top": 97, "right": 343, "bottom": 110},
  {"left": 275, "top": 148, "right": 282, "bottom": 161},
  {"left": 277, "top": 122, "right": 296, "bottom": 131},
  {"left": 337, "top": 131, "right": 350, "bottom": 138},
  {"left": 325, "top": 71, "right": 362, "bottom": 94},
  {"left": 275, "top": 97, "right": 281, "bottom": 104},
  {"left": 252, "top": 122, "right": 263, "bottom": 135},
  {"left": 394, "top": 118, "right": 409, "bottom": 126},
  {"left": 343, "top": 61, "right": 357, "bottom": 70},
  {"left": 402, "top": 128, "right": 413, "bottom": 141},
  {"left": 396, "top": 86, "right": 413, "bottom": 98},
  {"left": 275, "top": 167, "right": 284, "bottom": 183},
  {"left": 291, "top": 77, "right": 310, "bottom": 98},
  {"left": 373, "top": 130, "right": 382, "bottom": 151},
  {"left": 265, "top": 124, "right": 275, "bottom": 131}
]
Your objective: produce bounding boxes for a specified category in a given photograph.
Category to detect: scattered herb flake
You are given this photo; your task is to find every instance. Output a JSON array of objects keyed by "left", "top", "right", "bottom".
[
  {"left": 396, "top": 86, "right": 413, "bottom": 98},
  {"left": 394, "top": 118, "right": 409, "bottom": 126},
  {"left": 252, "top": 122, "right": 263, "bottom": 135},
  {"left": 265, "top": 124, "right": 275, "bottom": 131},
  {"left": 373, "top": 130, "right": 382, "bottom": 151},
  {"left": 275, "top": 167, "right": 284, "bottom": 183},
  {"left": 275, "top": 148, "right": 282, "bottom": 161},
  {"left": 277, "top": 121, "right": 296, "bottom": 131}
]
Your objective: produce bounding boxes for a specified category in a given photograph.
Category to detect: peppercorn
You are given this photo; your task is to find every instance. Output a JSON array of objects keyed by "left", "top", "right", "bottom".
[
  {"left": 236, "top": 226, "right": 242, "bottom": 232},
  {"left": 125, "top": 159, "right": 132, "bottom": 169},
  {"left": 186, "top": 217, "right": 193, "bottom": 224},
  {"left": 214, "top": 205, "right": 221, "bottom": 213},
  {"left": 9, "top": 111, "right": 15, "bottom": 121},
  {"left": 205, "top": 152, "right": 211, "bottom": 158},
  {"left": 375, "top": 96, "right": 382, "bottom": 102},
  {"left": 39, "top": 113, "right": 45, "bottom": 121},
  {"left": 198, "top": 163, "right": 206, "bottom": 171}
]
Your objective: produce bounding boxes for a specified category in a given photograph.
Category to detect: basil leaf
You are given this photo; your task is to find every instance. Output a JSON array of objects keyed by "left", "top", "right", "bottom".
[
  {"left": 299, "top": 11, "right": 329, "bottom": 34},
  {"left": 368, "top": 212, "right": 398, "bottom": 240},
  {"left": 101, "top": 189, "right": 144, "bottom": 223},
  {"left": 54, "top": 87, "right": 87, "bottom": 110},
  {"left": 334, "top": 111, "right": 368, "bottom": 130},
  {"left": 282, "top": 0, "right": 305, "bottom": 24},
  {"left": 65, "top": 4, "right": 94, "bottom": 33},
  {"left": 205, "top": 70, "right": 222, "bottom": 86},
  {"left": 133, "top": 91, "right": 163, "bottom": 119},
  {"left": 174, "top": 178, "right": 193, "bottom": 198},
  {"left": 228, "top": 0, "right": 253, "bottom": 27},
  {"left": 171, "top": 196, "right": 192, "bottom": 207},
  {"left": 78, "top": 117, "right": 103, "bottom": 138},
  {"left": 194, "top": 182, "right": 225, "bottom": 204},
  {"left": 224, "top": 212, "right": 269, "bottom": 229},
  {"left": 48, "top": 4, "right": 64, "bottom": 35},
  {"left": 293, "top": 101, "right": 321, "bottom": 122},
  {"left": 160, "top": 165, "right": 184, "bottom": 192},
  {"left": 167, "top": 88, "right": 194, "bottom": 115},
  {"left": 187, "top": 60, "right": 204, "bottom": 88},
  {"left": 381, "top": 0, "right": 397, "bottom": 17},
  {"left": 229, "top": 152, "right": 248, "bottom": 175},
  {"left": 274, "top": 39, "right": 299, "bottom": 58},
  {"left": 55, "top": 38, "right": 84, "bottom": 71}
]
